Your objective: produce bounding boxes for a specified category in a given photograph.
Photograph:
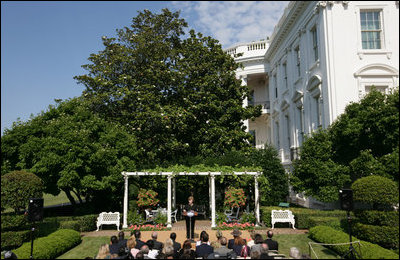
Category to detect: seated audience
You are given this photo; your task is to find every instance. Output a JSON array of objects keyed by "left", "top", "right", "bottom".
[
  {"left": 133, "top": 230, "right": 146, "bottom": 250},
  {"left": 250, "top": 250, "right": 261, "bottom": 259},
  {"left": 232, "top": 237, "right": 250, "bottom": 258},
  {"left": 196, "top": 231, "right": 214, "bottom": 258},
  {"left": 213, "top": 236, "right": 236, "bottom": 259},
  {"left": 264, "top": 230, "right": 278, "bottom": 251},
  {"left": 289, "top": 247, "right": 301, "bottom": 259},
  {"left": 178, "top": 240, "right": 196, "bottom": 259},
  {"left": 147, "top": 239, "right": 159, "bottom": 259},
  {"left": 96, "top": 244, "right": 111, "bottom": 259},
  {"left": 250, "top": 234, "right": 264, "bottom": 253},
  {"left": 170, "top": 232, "right": 181, "bottom": 258},
  {"left": 147, "top": 231, "right": 164, "bottom": 251},
  {"left": 163, "top": 246, "right": 175, "bottom": 259},
  {"left": 228, "top": 229, "right": 243, "bottom": 249},
  {"left": 196, "top": 230, "right": 211, "bottom": 246},
  {"left": 118, "top": 231, "right": 128, "bottom": 249},
  {"left": 135, "top": 252, "right": 144, "bottom": 259},
  {"left": 127, "top": 238, "right": 139, "bottom": 258},
  {"left": 247, "top": 230, "right": 256, "bottom": 248},
  {"left": 139, "top": 244, "right": 149, "bottom": 259},
  {"left": 109, "top": 235, "right": 120, "bottom": 255},
  {"left": 260, "top": 242, "right": 273, "bottom": 259},
  {"left": 4, "top": 251, "right": 18, "bottom": 259}
]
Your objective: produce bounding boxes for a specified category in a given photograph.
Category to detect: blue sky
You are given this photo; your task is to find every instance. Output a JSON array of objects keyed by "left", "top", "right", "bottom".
[{"left": 1, "top": 1, "right": 288, "bottom": 135}]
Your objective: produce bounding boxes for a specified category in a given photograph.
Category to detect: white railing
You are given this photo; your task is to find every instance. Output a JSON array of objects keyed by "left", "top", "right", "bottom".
[
  {"left": 247, "top": 42, "right": 267, "bottom": 51},
  {"left": 225, "top": 47, "right": 237, "bottom": 55}
]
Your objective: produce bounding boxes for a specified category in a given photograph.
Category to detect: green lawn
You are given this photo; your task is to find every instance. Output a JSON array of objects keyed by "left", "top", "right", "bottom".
[
  {"left": 273, "top": 234, "right": 340, "bottom": 259},
  {"left": 57, "top": 237, "right": 109, "bottom": 259},
  {"left": 43, "top": 191, "right": 79, "bottom": 207},
  {"left": 57, "top": 234, "right": 340, "bottom": 259}
]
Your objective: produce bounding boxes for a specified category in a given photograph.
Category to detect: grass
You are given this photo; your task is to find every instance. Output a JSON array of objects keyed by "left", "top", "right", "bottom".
[
  {"left": 57, "top": 234, "right": 340, "bottom": 259},
  {"left": 57, "top": 237, "right": 109, "bottom": 259},
  {"left": 3, "top": 191, "right": 78, "bottom": 213},
  {"left": 43, "top": 191, "right": 79, "bottom": 207},
  {"left": 273, "top": 234, "right": 340, "bottom": 259}
]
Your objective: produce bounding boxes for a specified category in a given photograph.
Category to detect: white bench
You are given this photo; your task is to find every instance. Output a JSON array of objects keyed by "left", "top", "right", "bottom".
[
  {"left": 96, "top": 212, "right": 120, "bottom": 231},
  {"left": 271, "top": 210, "right": 296, "bottom": 229}
]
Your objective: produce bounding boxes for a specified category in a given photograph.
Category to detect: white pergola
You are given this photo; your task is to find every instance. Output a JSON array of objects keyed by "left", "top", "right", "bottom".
[{"left": 122, "top": 171, "right": 261, "bottom": 228}]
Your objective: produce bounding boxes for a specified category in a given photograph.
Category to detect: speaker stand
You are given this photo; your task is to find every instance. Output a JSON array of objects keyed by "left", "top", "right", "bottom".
[
  {"left": 341, "top": 211, "right": 361, "bottom": 259},
  {"left": 30, "top": 221, "right": 35, "bottom": 259}
]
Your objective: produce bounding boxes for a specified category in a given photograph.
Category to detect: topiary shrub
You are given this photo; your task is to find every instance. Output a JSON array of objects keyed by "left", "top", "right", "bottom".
[
  {"left": 1, "top": 170, "right": 44, "bottom": 213},
  {"left": 352, "top": 175, "right": 398, "bottom": 209},
  {"left": 352, "top": 222, "right": 399, "bottom": 249},
  {"left": 309, "top": 225, "right": 399, "bottom": 259},
  {"left": 239, "top": 211, "right": 256, "bottom": 224},
  {"left": 59, "top": 220, "right": 80, "bottom": 231},
  {"left": 12, "top": 229, "right": 81, "bottom": 259}
]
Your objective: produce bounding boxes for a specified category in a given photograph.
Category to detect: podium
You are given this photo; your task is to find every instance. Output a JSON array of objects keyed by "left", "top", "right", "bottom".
[{"left": 184, "top": 211, "right": 197, "bottom": 242}]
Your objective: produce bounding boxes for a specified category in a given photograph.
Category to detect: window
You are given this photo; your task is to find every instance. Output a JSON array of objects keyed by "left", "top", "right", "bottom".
[
  {"left": 248, "top": 90, "right": 255, "bottom": 106},
  {"left": 285, "top": 115, "right": 291, "bottom": 150},
  {"left": 283, "top": 63, "right": 288, "bottom": 88},
  {"left": 365, "top": 85, "right": 387, "bottom": 94},
  {"left": 273, "top": 74, "right": 278, "bottom": 98},
  {"left": 360, "top": 10, "right": 382, "bottom": 49},
  {"left": 311, "top": 27, "right": 318, "bottom": 61},
  {"left": 295, "top": 46, "right": 301, "bottom": 77},
  {"left": 275, "top": 122, "right": 280, "bottom": 148},
  {"left": 297, "top": 107, "right": 304, "bottom": 145}
]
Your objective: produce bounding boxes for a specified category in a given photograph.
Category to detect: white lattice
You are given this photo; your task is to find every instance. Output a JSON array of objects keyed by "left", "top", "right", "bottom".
[
  {"left": 96, "top": 212, "right": 120, "bottom": 231},
  {"left": 271, "top": 210, "right": 295, "bottom": 229}
]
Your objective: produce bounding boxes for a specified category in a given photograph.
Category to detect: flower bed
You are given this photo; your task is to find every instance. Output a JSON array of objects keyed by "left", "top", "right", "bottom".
[
  {"left": 216, "top": 222, "right": 255, "bottom": 230},
  {"left": 128, "top": 224, "right": 169, "bottom": 232}
]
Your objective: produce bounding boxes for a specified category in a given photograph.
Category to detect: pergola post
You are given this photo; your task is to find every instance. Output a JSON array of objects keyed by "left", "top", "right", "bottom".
[
  {"left": 254, "top": 173, "right": 260, "bottom": 226},
  {"left": 167, "top": 174, "right": 172, "bottom": 228},
  {"left": 123, "top": 173, "right": 128, "bottom": 228},
  {"left": 211, "top": 174, "right": 216, "bottom": 228},
  {"left": 172, "top": 177, "right": 176, "bottom": 209}
]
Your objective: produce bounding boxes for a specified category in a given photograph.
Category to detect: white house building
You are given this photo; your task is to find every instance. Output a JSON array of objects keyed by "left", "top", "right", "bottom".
[{"left": 225, "top": 1, "right": 399, "bottom": 208}]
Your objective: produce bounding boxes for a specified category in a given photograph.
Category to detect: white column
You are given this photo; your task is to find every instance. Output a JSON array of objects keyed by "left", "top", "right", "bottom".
[
  {"left": 123, "top": 174, "right": 128, "bottom": 228},
  {"left": 172, "top": 177, "right": 176, "bottom": 209},
  {"left": 209, "top": 176, "right": 212, "bottom": 213},
  {"left": 254, "top": 173, "right": 260, "bottom": 226},
  {"left": 241, "top": 76, "right": 249, "bottom": 132},
  {"left": 211, "top": 174, "right": 216, "bottom": 228},
  {"left": 167, "top": 175, "right": 172, "bottom": 228}
]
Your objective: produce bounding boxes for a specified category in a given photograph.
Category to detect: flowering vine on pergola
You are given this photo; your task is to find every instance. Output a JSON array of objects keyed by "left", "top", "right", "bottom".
[{"left": 121, "top": 171, "right": 262, "bottom": 228}]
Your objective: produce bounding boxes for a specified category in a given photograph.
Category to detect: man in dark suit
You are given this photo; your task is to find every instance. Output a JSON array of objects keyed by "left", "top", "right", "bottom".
[
  {"left": 170, "top": 232, "right": 181, "bottom": 258},
  {"left": 147, "top": 231, "right": 163, "bottom": 251},
  {"left": 133, "top": 230, "right": 146, "bottom": 250},
  {"left": 264, "top": 230, "right": 279, "bottom": 251},
  {"left": 109, "top": 235, "right": 120, "bottom": 255},
  {"left": 196, "top": 231, "right": 213, "bottom": 258},
  {"left": 117, "top": 231, "right": 127, "bottom": 249}
]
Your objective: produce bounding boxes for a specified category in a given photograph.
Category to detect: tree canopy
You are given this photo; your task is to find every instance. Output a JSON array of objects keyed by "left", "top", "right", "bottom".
[
  {"left": 291, "top": 88, "right": 399, "bottom": 202},
  {"left": 1, "top": 97, "right": 138, "bottom": 209},
  {"left": 74, "top": 8, "right": 261, "bottom": 163}
]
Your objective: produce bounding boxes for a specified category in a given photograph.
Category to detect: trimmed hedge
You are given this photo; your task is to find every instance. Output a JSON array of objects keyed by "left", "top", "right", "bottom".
[
  {"left": 354, "top": 210, "right": 399, "bottom": 226},
  {"left": 309, "top": 225, "right": 399, "bottom": 259},
  {"left": 307, "top": 216, "right": 348, "bottom": 232},
  {"left": 12, "top": 229, "right": 81, "bottom": 259},
  {"left": 261, "top": 206, "right": 349, "bottom": 229},
  {"left": 1, "top": 214, "right": 29, "bottom": 232},
  {"left": 1, "top": 230, "right": 31, "bottom": 251},
  {"left": 352, "top": 222, "right": 399, "bottom": 249}
]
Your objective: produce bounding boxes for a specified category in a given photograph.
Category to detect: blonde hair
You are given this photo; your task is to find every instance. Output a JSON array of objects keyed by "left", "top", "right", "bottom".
[
  {"left": 127, "top": 238, "right": 136, "bottom": 249},
  {"left": 96, "top": 244, "right": 110, "bottom": 259},
  {"left": 164, "top": 238, "right": 174, "bottom": 249},
  {"left": 188, "top": 196, "right": 194, "bottom": 202}
]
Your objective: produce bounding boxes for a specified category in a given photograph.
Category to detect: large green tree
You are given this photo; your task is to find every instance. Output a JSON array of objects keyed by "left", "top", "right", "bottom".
[
  {"left": 291, "top": 88, "right": 399, "bottom": 202},
  {"left": 74, "top": 9, "right": 261, "bottom": 163},
  {"left": 1, "top": 97, "right": 138, "bottom": 209}
]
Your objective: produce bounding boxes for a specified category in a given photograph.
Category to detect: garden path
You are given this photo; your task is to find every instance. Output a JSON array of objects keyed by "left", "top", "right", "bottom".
[{"left": 81, "top": 220, "right": 308, "bottom": 246}]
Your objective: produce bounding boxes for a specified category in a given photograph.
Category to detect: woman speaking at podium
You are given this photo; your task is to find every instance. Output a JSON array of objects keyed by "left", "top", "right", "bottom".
[{"left": 183, "top": 196, "right": 197, "bottom": 240}]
